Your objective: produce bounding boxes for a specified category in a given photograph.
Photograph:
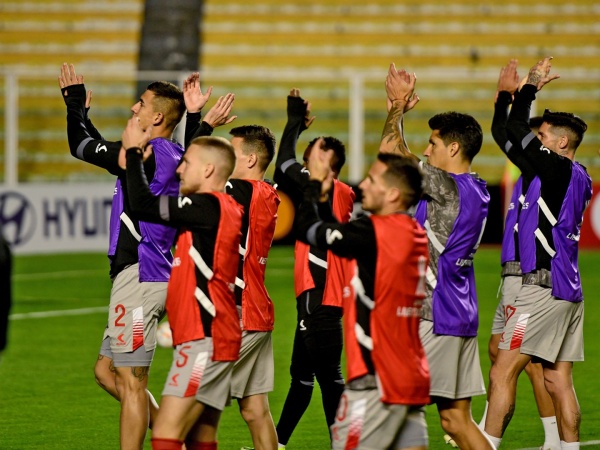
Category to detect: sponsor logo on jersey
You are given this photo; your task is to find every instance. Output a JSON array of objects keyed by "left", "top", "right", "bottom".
[
  {"left": 95, "top": 144, "right": 108, "bottom": 153},
  {"left": 169, "top": 373, "right": 180, "bottom": 387},
  {"left": 396, "top": 306, "right": 421, "bottom": 317},
  {"left": 178, "top": 197, "right": 192, "bottom": 208},
  {"left": 455, "top": 258, "right": 473, "bottom": 267},
  {"left": 326, "top": 229, "right": 343, "bottom": 244}
]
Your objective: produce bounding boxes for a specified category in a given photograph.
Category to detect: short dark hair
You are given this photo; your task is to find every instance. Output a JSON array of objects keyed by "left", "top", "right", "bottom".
[
  {"left": 190, "top": 136, "right": 236, "bottom": 179},
  {"left": 377, "top": 153, "right": 423, "bottom": 208},
  {"left": 229, "top": 125, "right": 276, "bottom": 171},
  {"left": 147, "top": 81, "right": 185, "bottom": 130},
  {"left": 528, "top": 116, "right": 544, "bottom": 132},
  {"left": 306, "top": 136, "right": 346, "bottom": 173},
  {"left": 428, "top": 112, "right": 483, "bottom": 163},
  {"left": 542, "top": 109, "right": 587, "bottom": 151}
]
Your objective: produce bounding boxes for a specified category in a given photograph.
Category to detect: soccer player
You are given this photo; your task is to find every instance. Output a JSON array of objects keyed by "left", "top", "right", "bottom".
[
  {"left": 295, "top": 141, "right": 430, "bottom": 450},
  {"left": 479, "top": 59, "right": 560, "bottom": 450},
  {"left": 59, "top": 63, "right": 185, "bottom": 449},
  {"left": 380, "top": 64, "right": 494, "bottom": 449},
  {"left": 274, "top": 89, "right": 355, "bottom": 448},
  {"left": 122, "top": 118, "right": 244, "bottom": 450},
  {"left": 183, "top": 73, "right": 280, "bottom": 450},
  {"left": 484, "top": 57, "right": 591, "bottom": 450}
]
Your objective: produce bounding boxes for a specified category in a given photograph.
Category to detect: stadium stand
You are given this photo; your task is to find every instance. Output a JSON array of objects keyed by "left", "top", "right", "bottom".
[{"left": 0, "top": 0, "right": 598, "bottom": 182}]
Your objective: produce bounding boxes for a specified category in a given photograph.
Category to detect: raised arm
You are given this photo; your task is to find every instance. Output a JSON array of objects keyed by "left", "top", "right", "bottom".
[
  {"left": 184, "top": 92, "right": 236, "bottom": 148},
  {"left": 379, "top": 63, "right": 419, "bottom": 159},
  {"left": 506, "top": 58, "right": 569, "bottom": 181},
  {"left": 275, "top": 88, "right": 315, "bottom": 185},
  {"left": 122, "top": 117, "right": 219, "bottom": 228},
  {"left": 295, "top": 139, "right": 374, "bottom": 259},
  {"left": 491, "top": 60, "right": 536, "bottom": 179},
  {"left": 182, "top": 72, "right": 213, "bottom": 113},
  {"left": 506, "top": 57, "right": 560, "bottom": 147},
  {"left": 59, "top": 63, "right": 122, "bottom": 174}
]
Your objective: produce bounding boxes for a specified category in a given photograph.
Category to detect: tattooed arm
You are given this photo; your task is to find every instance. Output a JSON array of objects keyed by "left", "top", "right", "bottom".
[
  {"left": 379, "top": 63, "right": 420, "bottom": 159},
  {"left": 524, "top": 56, "right": 560, "bottom": 92}
]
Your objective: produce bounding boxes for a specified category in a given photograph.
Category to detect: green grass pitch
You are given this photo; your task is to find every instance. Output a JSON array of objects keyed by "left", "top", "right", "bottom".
[{"left": 1, "top": 246, "right": 599, "bottom": 449}]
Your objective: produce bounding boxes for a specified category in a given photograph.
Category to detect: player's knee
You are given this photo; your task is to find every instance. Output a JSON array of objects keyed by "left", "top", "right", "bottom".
[
  {"left": 115, "top": 366, "right": 149, "bottom": 395},
  {"left": 438, "top": 407, "right": 469, "bottom": 437},
  {"left": 523, "top": 360, "right": 543, "bottom": 380},
  {"left": 439, "top": 412, "right": 460, "bottom": 436},
  {"left": 289, "top": 364, "right": 314, "bottom": 382},
  {"left": 488, "top": 337, "right": 499, "bottom": 364},
  {"left": 290, "top": 376, "right": 314, "bottom": 389},
  {"left": 542, "top": 369, "right": 568, "bottom": 399},
  {"left": 489, "top": 361, "right": 515, "bottom": 388},
  {"left": 239, "top": 401, "right": 269, "bottom": 425},
  {"left": 94, "top": 360, "right": 114, "bottom": 391},
  {"left": 314, "top": 365, "right": 343, "bottom": 384}
]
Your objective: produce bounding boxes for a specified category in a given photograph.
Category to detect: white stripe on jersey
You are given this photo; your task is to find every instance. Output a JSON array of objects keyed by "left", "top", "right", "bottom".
[
  {"left": 189, "top": 246, "right": 214, "bottom": 280},
  {"left": 350, "top": 270, "right": 375, "bottom": 310},
  {"left": 235, "top": 277, "right": 246, "bottom": 289},
  {"left": 195, "top": 287, "right": 216, "bottom": 317},
  {"left": 424, "top": 220, "right": 445, "bottom": 254},
  {"left": 534, "top": 228, "right": 557, "bottom": 257},
  {"left": 426, "top": 266, "right": 437, "bottom": 289},
  {"left": 308, "top": 253, "right": 328, "bottom": 269},
  {"left": 120, "top": 212, "right": 142, "bottom": 242},
  {"left": 354, "top": 323, "right": 373, "bottom": 351},
  {"left": 537, "top": 197, "right": 558, "bottom": 226}
]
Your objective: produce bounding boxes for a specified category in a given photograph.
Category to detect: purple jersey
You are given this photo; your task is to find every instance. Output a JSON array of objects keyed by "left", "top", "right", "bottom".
[
  {"left": 415, "top": 170, "right": 489, "bottom": 337},
  {"left": 517, "top": 176, "right": 542, "bottom": 276},
  {"left": 500, "top": 176, "right": 523, "bottom": 266},
  {"left": 519, "top": 163, "right": 591, "bottom": 302},
  {"left": 108, "top": 138, "right": 184, "bottom": 282},
  {"left": 550, "top": 163, "right": 591, "bottom": 301}
]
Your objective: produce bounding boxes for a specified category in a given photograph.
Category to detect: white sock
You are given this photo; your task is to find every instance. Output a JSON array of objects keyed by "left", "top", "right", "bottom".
[
  {"left": 478, "top": 400, "right": 489, "bottom": 429},
  {"left": 278, "top": 444, "right": 286, "bottom": 449},
  {"left": 560, "top": 441, "right": 580, "bottom": 449},
  {"left": 541, "top": 416, "right": 561, "bottom": 449},
  {"left": 483, "top": 431, "right": 501, "bottom": 449}
]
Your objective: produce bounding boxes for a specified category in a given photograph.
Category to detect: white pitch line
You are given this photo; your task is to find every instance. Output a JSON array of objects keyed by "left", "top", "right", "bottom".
[
  {"left": 517, "top": 441, "right": 600, "bottom": 450},
  {"left": 10, "top": 306, "right": 107, "bottom": 320}
]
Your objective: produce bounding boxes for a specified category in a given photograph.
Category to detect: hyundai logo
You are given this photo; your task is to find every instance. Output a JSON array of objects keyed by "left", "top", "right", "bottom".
[{"left": 0, "top": 191, "right": 36, "bottom": 246}]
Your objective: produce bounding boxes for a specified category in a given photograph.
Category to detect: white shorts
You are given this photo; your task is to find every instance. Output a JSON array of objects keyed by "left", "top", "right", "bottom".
[
  {"left": 100, "top": 264, "right": 166, "bottom": 365},
  {"left": 162, "top": 338, "right": 234, "bottom": 411},
  {"left": 491, "top": 275, "right": 522, "bottom": 335},
  {"left": 231, "top": 331, "right": 274, "bottom": 399},
  {"left": 419, "top": 320, "right": 486, "bottom": 400},
  {"left": 331, "top": 388, "right": 427, "bottom": 450},
  {"left": 498, "top": 284, "right": 584, "bottom": 363}
]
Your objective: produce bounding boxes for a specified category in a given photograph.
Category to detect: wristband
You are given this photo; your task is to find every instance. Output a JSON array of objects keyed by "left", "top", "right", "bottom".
[{"left": 126, "top": 146, "right": 144, "bottom": 155}]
